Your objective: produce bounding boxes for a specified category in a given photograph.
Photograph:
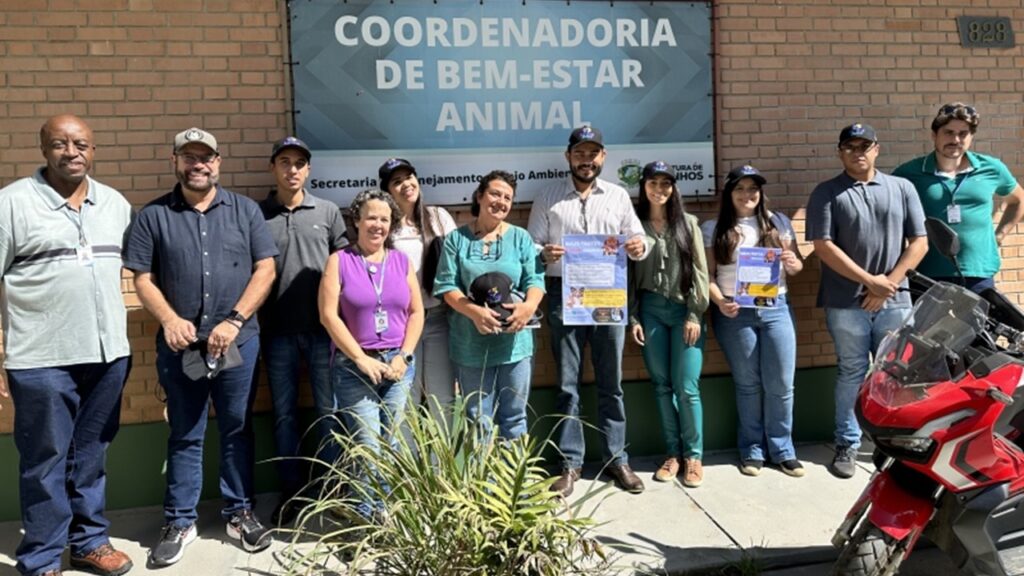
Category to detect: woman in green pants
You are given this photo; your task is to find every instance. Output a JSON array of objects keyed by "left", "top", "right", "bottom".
[{"left": 627, "top": 161, "right": 709, "bottom": 488}]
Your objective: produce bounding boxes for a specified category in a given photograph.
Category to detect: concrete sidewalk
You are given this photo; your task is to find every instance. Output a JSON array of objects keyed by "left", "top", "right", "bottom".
[{"left": 0, "top": 442, "right": 961, "bottom": 575}]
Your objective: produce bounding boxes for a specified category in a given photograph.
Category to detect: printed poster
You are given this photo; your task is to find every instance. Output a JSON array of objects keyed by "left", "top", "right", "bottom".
[
  {"left": 561, "top": 234, "right": 628, "bottom": 326},
  {"left": 734, "top": 247, "right": 781, "bottom": 308}
]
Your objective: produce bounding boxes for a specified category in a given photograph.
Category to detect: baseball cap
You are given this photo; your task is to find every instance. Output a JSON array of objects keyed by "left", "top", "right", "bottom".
[
  {"left": 378, "top": 158, "right": 416, "bottom": 188},
  {"left": 642, "top": 160, "right": 676, "bottom": 182},
  {"left": 173, "top": 127, "right": 218, "bottom": 154},
  {"left": 724, "top": 165, "right": 767, "bottom": 195},
  {"left": 838, "top": 123, "right": 877, "bottom": 146},
  {"left": 567, "top": 125, "right": 604, "bottom": 151},
  {"left": 469, "top": 272, "right": 515, "bottom": 324},
  {"left": 270, "top": 136, "right": 311, "bottom": 162}
]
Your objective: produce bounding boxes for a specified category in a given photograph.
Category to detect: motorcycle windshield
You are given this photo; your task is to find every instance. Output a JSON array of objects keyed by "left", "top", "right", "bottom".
[{"left": 868, "top": 282, "right": 989, "bottom": 407}]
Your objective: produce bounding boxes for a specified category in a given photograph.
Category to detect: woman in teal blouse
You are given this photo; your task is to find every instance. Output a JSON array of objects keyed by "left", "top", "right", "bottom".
[
  {"left": 433, "top": 170, "right": 545, "bottom": 440},
  {"left": 628, "top": 161, "right": 710, "bottom": 488}
]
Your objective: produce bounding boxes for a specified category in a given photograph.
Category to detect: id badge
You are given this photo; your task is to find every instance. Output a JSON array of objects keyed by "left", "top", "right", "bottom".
[
  {"left": 76, "top": 245, "right": 94, "bottom": 267},
  {"left": 374, "top": 309, "right": 389, "bottom": 334},
  {"left": 947, "top": 204, "right": 962, "bottom": 224}
]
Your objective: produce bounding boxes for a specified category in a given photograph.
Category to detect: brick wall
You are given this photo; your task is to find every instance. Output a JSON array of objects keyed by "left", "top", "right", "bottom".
[
  {"left": 2, "top": 0, "right": 1023, "bottom": 433},
  {"left": 710, "top": 0, "right": 1024, "bottom": 380}
]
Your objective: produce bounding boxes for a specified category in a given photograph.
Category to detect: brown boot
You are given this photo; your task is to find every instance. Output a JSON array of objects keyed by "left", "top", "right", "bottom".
[
  {"left": 70, "top": 543, "right": 134, "bottom": 576},
  {"left": 605, "top": 463, "right": 645, "bottom": 493},
  {"left": 551, "top": 467, "right": 582, "bottom": 498}
]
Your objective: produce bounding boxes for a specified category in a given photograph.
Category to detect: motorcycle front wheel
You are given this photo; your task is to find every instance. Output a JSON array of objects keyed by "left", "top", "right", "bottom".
[{"left": 831, "top": 523, "right": 905, "bottom": 576}]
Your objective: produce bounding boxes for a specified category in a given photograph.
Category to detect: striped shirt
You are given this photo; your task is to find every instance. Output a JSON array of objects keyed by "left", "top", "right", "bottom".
[
  {"left": 0, "top": 169, "right": 132, "bottom": 369},
  {"left": 526, "top": 176, "right": 651, "bottom": 277}
]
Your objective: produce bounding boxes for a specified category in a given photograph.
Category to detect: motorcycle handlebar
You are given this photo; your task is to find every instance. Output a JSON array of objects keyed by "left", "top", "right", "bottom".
[{"left": 905, "top": 268, "right": 932, "bottom": 287}]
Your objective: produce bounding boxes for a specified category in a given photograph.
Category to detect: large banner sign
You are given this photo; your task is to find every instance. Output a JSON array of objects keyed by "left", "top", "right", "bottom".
[{"left": 290, "top": 0, "right": 713, "bottom": 206}]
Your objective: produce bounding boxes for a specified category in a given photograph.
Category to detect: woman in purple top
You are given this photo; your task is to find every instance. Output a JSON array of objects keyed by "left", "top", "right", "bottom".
[{"left": 319, "top": 189, "right": 424, "bottom": 520}]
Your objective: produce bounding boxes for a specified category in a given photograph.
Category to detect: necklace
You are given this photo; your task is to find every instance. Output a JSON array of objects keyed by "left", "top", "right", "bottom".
[
  {"left": 474, "top": 221, "right": 504, "bottom": 257},
  {"left": 474, "top": 220, "right": 503, "bottom": 241}
]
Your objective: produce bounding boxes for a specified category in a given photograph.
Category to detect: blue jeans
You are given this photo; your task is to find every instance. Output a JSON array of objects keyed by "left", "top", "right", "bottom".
[
  {"left": 456, "top": 358, "right": 531, "bottom": 441},
  {"left": 546, "top": 278, "right": 628, "bottom": 469},
  {"left": 7, "top": 357, "right": 130, "bottom": 576},
  {"left": 333, "top": 349, "right": 414, "bottom": 518},
  {"left": 411, "top": 306, "right": 456, "bottom": 422},
  {"left": 638, "top": 292, "right": 705, "bottom": 459},
  {"left": 713, "top": 295, "right": 797, "bottom": 462},
  {"left": 826, "top": 306, "right": 910, "bottom": 449},
  {"left": 263, "top": 330, "right": 336, "bottom": 497},
  {"left": 932, "top": 275, "right": 995, "bottom": 295},
  {"left": 157, "top": 336, "right": 260, "bottom": 527}
]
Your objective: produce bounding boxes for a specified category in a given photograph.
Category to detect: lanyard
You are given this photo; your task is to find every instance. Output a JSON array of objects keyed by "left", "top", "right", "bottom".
[
  {"left": 61, "top": 203, "right": 88, "bottom": 246},
  {"left": 361, "top": 249, "right": 388, "bottom": 311},
  {"left": 940, "top": 171, "right": 971, "bottom": 206}
]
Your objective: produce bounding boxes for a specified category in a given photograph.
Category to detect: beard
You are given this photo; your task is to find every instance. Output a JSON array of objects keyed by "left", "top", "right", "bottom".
[
  {"left": 570, "top": 161, "right": 603, "bottom": 184},
  {"left": 176, "top": 167, "right": 219, "bottom": 193}
]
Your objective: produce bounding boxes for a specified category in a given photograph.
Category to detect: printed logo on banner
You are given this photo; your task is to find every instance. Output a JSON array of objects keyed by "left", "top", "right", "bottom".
[{"left": 618, "top": 160, "right": 643, "bottom": 189}]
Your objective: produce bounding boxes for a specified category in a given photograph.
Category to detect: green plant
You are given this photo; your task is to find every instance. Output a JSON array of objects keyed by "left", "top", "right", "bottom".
[{"left": 278, "top": 398, "right": 615, "bottom": 576}]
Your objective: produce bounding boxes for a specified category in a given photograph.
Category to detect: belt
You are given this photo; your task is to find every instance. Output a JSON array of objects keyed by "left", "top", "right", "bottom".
[{"left": 361, "top": 347, "right": 398, "bottom": 359}]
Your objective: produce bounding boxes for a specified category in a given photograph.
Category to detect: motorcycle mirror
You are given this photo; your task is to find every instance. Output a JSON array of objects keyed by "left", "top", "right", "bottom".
[{"left": 925, "top": 217, "right": 960, "bottom": 259}]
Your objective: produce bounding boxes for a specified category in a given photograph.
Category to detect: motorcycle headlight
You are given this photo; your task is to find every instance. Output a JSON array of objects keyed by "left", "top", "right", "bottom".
[{"left": 879, "top": 436, "right": 934, "bottom": 453}]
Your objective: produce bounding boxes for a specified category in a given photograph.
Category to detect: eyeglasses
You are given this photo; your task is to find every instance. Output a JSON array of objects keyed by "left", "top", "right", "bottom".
[
  {"left": 839, "top": 143, "right": 877, "bottom": 155},
  {"left": 938, "top": 104, "right": 977, "bottom": 117},
  {"left": 177, "top": 153, "right": 219, "bottom": 165}
]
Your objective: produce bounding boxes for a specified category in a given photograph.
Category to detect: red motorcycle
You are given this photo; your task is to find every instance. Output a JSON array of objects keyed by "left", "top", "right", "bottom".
[{"left": 831, "top": 221, "right": 1024, "bottom": 576}]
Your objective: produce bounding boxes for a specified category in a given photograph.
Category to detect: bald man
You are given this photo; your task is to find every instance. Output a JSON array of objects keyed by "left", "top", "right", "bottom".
[{"left": 0, "top": 115, "right": 134, "bottom": 576}]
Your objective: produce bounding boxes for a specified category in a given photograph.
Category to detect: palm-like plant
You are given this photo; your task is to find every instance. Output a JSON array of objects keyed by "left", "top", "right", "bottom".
[{"left": 278, "top": 398, "right": 614, "bottom": 576}]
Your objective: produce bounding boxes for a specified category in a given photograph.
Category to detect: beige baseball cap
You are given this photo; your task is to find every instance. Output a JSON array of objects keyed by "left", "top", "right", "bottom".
[{"left": 173, "top": 127, "right": 218, "bottom": 154}]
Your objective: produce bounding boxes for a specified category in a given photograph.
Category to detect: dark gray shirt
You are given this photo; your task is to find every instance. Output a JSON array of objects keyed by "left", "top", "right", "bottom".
[
  {"left": 123, "top": 184, "right": 279, "bottom": 344},
  {"left": 259, "top": 190, "right": 348, "bottom": 336},
  {"left": 805, "top": 170, "right": 927, "bottom": 309}
]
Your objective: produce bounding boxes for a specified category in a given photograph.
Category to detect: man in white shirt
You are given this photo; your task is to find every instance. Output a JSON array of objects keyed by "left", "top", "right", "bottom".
[{"left": 527, "top": 125, "right": 650, "bottom": 498}]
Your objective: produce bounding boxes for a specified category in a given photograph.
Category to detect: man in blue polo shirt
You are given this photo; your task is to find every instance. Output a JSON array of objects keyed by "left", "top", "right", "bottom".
[
  {"left": 893, "top": 102, "right": 1024, "bottom": 292},
  {"left": 259, "top": 136, "right": 347, "bottom": 526},
  {"left": 806, "top": 123, "right": 928, "bottom": 479},
  {"left": 0, "top": 115, "right": 134, "bottom": 576},
  {"left": 124, "top": 128, "right": 278, "bottom": 567}
]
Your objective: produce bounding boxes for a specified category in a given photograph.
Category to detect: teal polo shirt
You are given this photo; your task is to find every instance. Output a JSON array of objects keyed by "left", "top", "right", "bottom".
[{"left": 893, "top": 151, "right": 1018, "bottom": 278}]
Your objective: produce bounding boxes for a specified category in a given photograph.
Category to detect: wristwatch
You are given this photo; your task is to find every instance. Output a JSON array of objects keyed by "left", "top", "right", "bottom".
[
  {"left": 400, "top": 351, "right": 414, "bottom": 365},
  {"left": 226, "top": 309, "right": 247, "bottom": 326}
]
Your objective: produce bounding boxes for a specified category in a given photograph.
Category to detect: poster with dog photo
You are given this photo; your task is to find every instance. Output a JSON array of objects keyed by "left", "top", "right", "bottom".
[{"left": 561, "top": 234, "right": 628, "bottom": 326}]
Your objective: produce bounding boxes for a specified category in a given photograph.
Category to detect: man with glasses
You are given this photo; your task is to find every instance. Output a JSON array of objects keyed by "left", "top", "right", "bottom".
[
  {"left": 124, "top": 128, "right": 278, "bottom": 566},
  {"left": 806, "top": 123, "right": 928, "bottom": 479},
  {"left": 527, "top": 125, "right": 650, "bottom": 497},
  {"left": 0, "top": 115, "right": 134, "bottom": 576},
  {"left": 893, "top": 102, "right": 1024, "bottom": 293}
]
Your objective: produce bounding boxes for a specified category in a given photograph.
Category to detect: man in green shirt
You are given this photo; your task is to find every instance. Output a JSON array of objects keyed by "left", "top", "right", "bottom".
[{"left": 893, "top": 102, "right": 1024, "bottom": 293}]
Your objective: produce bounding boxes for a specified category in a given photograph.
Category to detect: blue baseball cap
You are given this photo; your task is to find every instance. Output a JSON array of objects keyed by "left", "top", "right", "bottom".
[
  {"left": 270, "top": 136, "right": 311, "bottom": 162},
  {"left": 838, "top": 123, "right": 877, "bottom": 146},
  {"left": 642, "top": 161, "right": 676, "bottom": 182},
  {"left": 724, "top": 165, "right": 767, "bottom": 194},
  {"left": 567, "top": 125, "right": 604, "bottom": 151}
]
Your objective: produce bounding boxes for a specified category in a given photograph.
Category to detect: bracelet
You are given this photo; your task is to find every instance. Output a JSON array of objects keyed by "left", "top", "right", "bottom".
[{"left": 225, "top": 318, "right": 243, "bottom": 329}]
